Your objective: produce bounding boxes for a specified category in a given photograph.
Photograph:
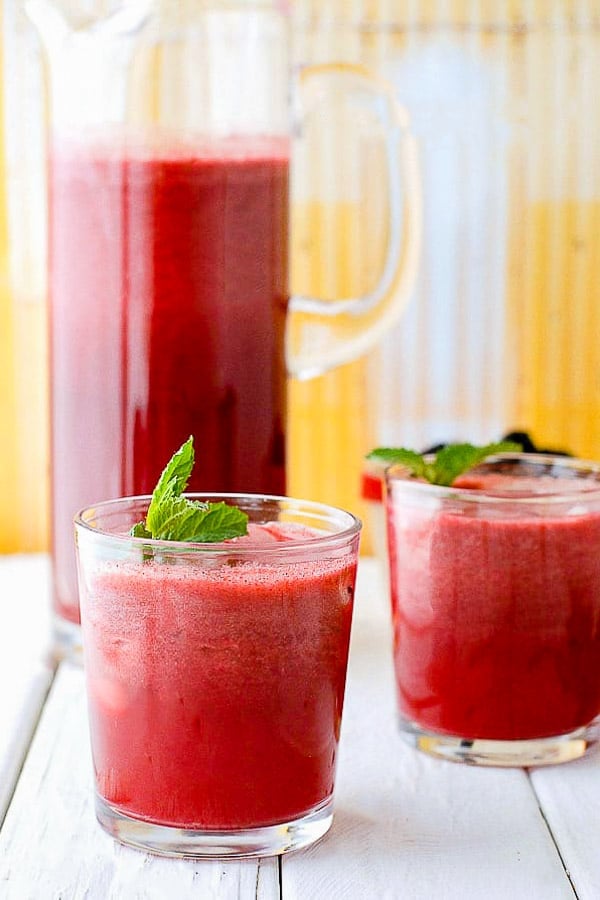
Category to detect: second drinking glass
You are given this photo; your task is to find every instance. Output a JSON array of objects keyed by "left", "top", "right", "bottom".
[{"left": 385, "top": 453, "right": 600, "bottom": 766}]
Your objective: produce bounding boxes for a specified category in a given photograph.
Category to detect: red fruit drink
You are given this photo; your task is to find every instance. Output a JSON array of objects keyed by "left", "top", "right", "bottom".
[
  {"left": 50, "top": 136, "right": 289, "bottom": 625},
  {"left": 386, "top": 458, "right": 600, "bottom": 745},
  {"left": 77, "top": 514, "right": 359, "bottom": 835}
]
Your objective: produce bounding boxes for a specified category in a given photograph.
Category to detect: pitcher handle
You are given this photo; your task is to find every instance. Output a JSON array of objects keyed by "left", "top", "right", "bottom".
[{"left": 286, "top": 62, "right": 422, "bottom": 380}]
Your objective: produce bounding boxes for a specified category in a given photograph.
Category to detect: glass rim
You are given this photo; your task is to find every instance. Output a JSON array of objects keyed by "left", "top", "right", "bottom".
[
  {"left": 74, "top": 492, "right": 362, "bottom": 553},
  {"left": 385, "top": 452, "right": 600, "bottom": 505}
]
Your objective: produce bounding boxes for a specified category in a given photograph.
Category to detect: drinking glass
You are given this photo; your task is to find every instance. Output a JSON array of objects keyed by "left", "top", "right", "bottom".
[
  {"left": 75, "top": 493, "right": 361, "bottom": 857},
  {"left": 385, "top": 453, "right": 600, "bottom": 766}
]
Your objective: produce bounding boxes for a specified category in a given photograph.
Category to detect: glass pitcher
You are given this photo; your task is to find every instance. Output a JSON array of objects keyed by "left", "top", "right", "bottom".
[{"left": 26, "top": 0, "right": 420, "bottom": 658}]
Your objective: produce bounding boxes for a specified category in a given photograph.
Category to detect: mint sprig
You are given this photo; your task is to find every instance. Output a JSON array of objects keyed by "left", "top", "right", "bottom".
[
  {"left": 131, "top": 436, "right": 249, "bottom": 542},
  {"left": 366, "top": 441, "right": 522, "bottom": 487}
]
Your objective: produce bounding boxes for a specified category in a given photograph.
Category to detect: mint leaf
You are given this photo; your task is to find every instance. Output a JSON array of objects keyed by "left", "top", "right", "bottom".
[
  {"left": 143, "top": 495, "right": 248, "bottom": 543},
  {"left": 432, "top": 442, "right": 520, "bottom": 486},
  {"left": 130, "top": 437, "right": 248, "bottom": 543},
  {"left": 131, "top": 521, "right": 151, "bottom": 539},
  {"left": 366, "top": 440, "right": 522, "bottom": 486},
  {"left": 365, "top": 448, "right": 432, "bottom": 481},
  {"left": 146, "top": 435, "right": 195, "bottom": 529},
  {"left": 158, "top": 500, "right": 249, "bottom": 543}
]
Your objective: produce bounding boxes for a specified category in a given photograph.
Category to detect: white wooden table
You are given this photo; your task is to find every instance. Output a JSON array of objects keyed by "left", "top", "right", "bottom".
[{"left": 0, "top": 555, "right": 598, "bottom": 900}]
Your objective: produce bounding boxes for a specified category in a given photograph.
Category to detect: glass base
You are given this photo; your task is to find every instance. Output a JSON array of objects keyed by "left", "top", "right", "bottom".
[
  {"left": 52, "top": 614, "right": 83, "bottom": 666},
  {"left": 95, "top": 793, "right": 334, "bottom": 858},
  {"left": 399, "top": 717, "right": 600, "bottom": 767}
]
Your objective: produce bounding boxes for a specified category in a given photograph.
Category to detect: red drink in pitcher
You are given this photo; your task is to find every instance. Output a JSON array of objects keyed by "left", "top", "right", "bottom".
[{"left": 50, "top": 137, "right": 289, "bottom": 625}]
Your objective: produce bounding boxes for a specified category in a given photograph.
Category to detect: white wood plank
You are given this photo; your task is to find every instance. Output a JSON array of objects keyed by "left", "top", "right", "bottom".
[
  {"left": 0, "top": 554, "right": 55, "bottom": 821},
  {"left": 0, "top": 664, "right": 279, "bottom": 900},
  {"left": 281, "top": 559, "right": 575, "bottom": 900},
  {"left": 531, "top": 748, "right": 600, "bottom": 900}
]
